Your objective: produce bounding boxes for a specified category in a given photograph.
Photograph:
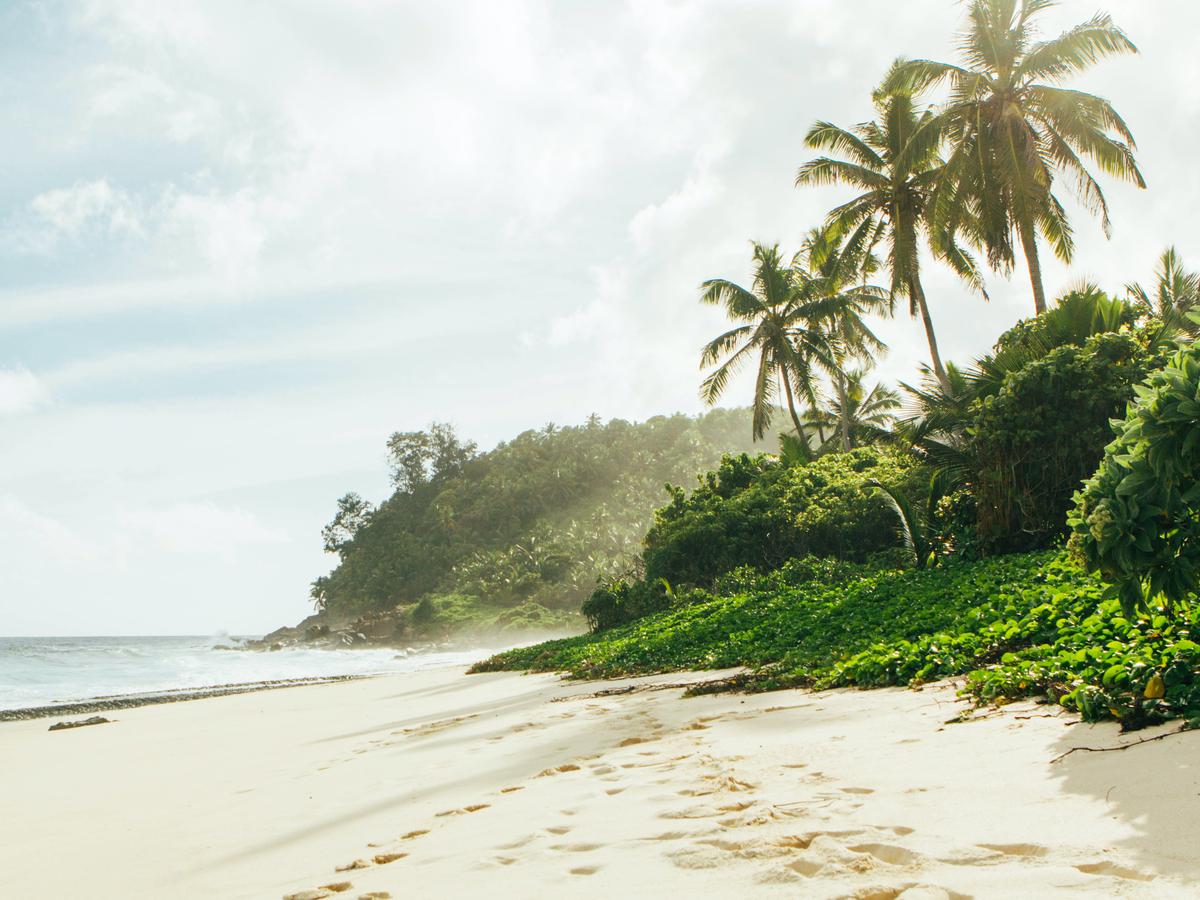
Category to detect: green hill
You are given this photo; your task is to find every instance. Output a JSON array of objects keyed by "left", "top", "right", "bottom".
[{"left": 309, "top": 408, "right": 762, "bottom": 639}]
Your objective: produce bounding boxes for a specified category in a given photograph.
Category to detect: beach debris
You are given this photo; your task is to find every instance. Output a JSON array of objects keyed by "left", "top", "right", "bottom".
[
  {"left": 372, "top": 852, "right": 406, "bottom": 865},
  {"left": 48, "top": 715, "right": 111, "bottom": 731},
  {"left": 335, "top": 860, "right": 370, "bottom": 871}
]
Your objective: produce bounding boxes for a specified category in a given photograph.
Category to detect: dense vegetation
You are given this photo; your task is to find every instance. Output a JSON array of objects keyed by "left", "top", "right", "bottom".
[
  {"left": 472, "top": 1, "right": 1200, "bottom": 731},
  {"left": 310, "top": 409, "right": 761, "bottom": 637},
  {"left": 306, "top": 1, "right": 1200, "bottom": 732},
  {"left": 475, "top": 552, "right": 1200, "bottom": 730}
]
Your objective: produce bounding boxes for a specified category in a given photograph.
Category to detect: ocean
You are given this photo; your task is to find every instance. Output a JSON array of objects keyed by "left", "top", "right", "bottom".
[{"left": 0, "top": 635, "right": 487, "bottom": 712}]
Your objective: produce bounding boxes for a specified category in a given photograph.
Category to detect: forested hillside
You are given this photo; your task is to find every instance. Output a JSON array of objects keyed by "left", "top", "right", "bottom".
[{"left": 309, "top": 409, "right": 760, "bottom": 637}]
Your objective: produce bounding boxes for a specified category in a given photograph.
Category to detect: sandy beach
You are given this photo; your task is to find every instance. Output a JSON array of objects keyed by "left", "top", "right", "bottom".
[{"left": 2, "top": 665, "right": 1198, "bottom": 899}]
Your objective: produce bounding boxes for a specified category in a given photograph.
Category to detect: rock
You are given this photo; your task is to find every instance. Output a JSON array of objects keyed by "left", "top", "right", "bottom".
[
  {"left": 49, "top": 716, "right": 111, "bottom": 732},
  {"left": 304, "top": 623, "right": 330, "bottom": 641}
]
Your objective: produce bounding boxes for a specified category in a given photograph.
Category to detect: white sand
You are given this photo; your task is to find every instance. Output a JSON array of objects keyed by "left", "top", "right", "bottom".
[{"left": 2, "top": 665, "right": 1198, "bottom": 899}]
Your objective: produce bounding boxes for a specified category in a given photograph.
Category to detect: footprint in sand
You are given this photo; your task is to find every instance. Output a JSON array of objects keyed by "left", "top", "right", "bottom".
[
  {"left": 569, "top": 865, "right": 600, "bottom": 875},
  {"left": 841, "top": 787, "right": 875, "bottom": 795},
  {"left": 1075, "top": 860, "right": 1156, "bottom": 881},
  {"left": 499, "top": 786, "right": 524, "bottom": 794},
  {"left": 545, "top": 825, "right": 572, "bottom": 835},
  {"left": 976, "top": 842, "right": 1048, "bottom": 858},
  {"left": 358, "top": 893, "right": 391, "bottom": 899},
  {"left": 849, "top": 843, "right": 924, "bottom": 866},
  {"left": 537, "top": 763, "right": 581, "bottom": 777},
  {"left": 401, "top": 829, "right": 429, "bottom": 840},
  {"left": 550, "top": 842, "right": 602, "bottom": 852},
  {"left": 497, "top": 834, "right": 539, "bottom": 850},
  {"left": 833, "top": 885, "right": 970, "bottom": 900},
  {"left": 335, "top": 859, "right": 370, "bottom": 871},
  {"left": 436, "top": 803, "right": 490, "bottom": 816},
  {"left": 372, "top": 853, "right": 405, "bottom": 865}
]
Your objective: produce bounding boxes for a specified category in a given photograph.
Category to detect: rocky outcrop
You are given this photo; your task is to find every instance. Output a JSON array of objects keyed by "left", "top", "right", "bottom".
[{"left": 245, "top": 606, "right": 411, "bottom": 652}]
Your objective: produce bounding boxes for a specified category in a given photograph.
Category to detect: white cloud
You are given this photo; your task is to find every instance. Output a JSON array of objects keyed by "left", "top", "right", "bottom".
[
  {"left": 0, "top": 367, "right": 49, "bottom": 415},
  {"left": 118, "top": 502, "right": 286, "bottom": 557},
  {"left": 28, "top": 178, "right": 142, "bottom": 244}
]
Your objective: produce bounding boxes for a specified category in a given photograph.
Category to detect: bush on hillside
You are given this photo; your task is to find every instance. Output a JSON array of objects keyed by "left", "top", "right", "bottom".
[
  {"left": 971, "top": 330, "right": 1165, "bottom": 552},
  {"left": 476, "top": 552, "right": 1200, "bottom": 730},
  {"left": 1071, "top": 343, "right": 1200, "bottom": 614},
  {"left": 640, "top": 446, "right": 927, "bottom": 589}
]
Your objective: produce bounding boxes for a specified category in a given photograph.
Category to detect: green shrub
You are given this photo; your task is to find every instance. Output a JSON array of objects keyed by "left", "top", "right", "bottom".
[
  {"left": 581, "top": 579, "right": 671, "bottom": 632},
  {"left": 1071, "top": 343, "right": 1200, "bottom": 613},
  {"left": 475, "top": 551, "right": 1200, "bottom": 729},
  {"left": 971, "top": 331, "right": 1164, "bottom": 552},
  {"left": 641, "top": 446, "right": 927, "bottom": 588}
]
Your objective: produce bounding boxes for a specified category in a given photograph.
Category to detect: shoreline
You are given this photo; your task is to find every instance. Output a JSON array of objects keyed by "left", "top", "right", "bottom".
[
  {"left": 0, "top": 673, "right": 375, "bottom": 722},
  {"left": 3, "top": 665, "right": 1198, "bottom": 898}
]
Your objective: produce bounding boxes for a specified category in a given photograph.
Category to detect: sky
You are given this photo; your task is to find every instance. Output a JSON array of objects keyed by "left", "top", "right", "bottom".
[{"left": 2, "top": 0, "right": 1197, "bottom": 636}]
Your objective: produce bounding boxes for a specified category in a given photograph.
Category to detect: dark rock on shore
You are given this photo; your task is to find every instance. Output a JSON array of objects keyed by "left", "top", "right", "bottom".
[
  {"left": 245, "top": 606, "right": 413, "bottom": 652},
  {"left": 48, "top": 715, "right": 111, "bottom": 731}
]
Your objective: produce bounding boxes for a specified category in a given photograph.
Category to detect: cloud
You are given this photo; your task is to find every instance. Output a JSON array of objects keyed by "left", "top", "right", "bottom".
[
  {"left": 0, "top": 367, "right": 49, "bottom": 415},
  {"left": 1, "top": 0, "right": 1193, "bottom": 634},
  {"left": 26, "top": 178, "right": 142, "bottom": 248},
  {"left": 118, "top": 501, "right": 286, "bottom": 557}
]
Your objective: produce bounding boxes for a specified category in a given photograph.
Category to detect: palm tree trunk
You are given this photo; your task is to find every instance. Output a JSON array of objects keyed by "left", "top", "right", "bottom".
[
  {"left": 836, "top": 373, "right": 851, "bottom": 452},
  {"left": 910, "top": 275, "right": 949, "bottom": 390},
  {"left": 780, "top": 372, "right": 808, "bottom": 448},
  {"left": 1018, "top": 216, "right": 1048, "bottom": 315}
]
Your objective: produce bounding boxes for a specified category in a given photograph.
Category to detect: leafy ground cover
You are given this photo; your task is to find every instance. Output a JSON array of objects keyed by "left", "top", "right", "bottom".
[{"left": 473, "top": 552, "right": 1200, "bottom": 730}]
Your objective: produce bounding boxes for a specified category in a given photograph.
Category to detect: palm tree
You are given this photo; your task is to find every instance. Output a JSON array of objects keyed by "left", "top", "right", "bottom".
[
  {"left": 891, "top": 0, "right": 1144, "bottom": 315},
  {"left": 794, "top": 222, "right": 892, "bottom": 450},
  {"left": 698, "top": 242, "right": 836, "bottom": 444},
  {"left": 808, "top": 369, "right": 900, "bottom": 452},
  {"left": 1126, "top": 247, "right": 1200, "bottom": 336},
  {"left": 798, "top": 83, "right": 984, "bottom": 389}
]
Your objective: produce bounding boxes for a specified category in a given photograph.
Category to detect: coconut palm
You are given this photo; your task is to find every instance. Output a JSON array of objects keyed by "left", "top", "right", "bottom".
[
  {"left": 700, "top": 225, "right": 889, "bottom": 446},
  {"left": 891, "top": 0, "right": 1144, "bottom": 315},
  {"left": 807, "top": 369, "right": 901, "bottom": 452},
  {"left": 1126, "top": 247, "right": 1200, "bottom": 336},
  {"left": 794, "top": 222, "right": 893, "bottom": 449},
  {"left": 797, "top": 83, "right": 984, "bottom": 389},
  {"left": 698, "top": 242, "right": 836, "bottom": 444}
]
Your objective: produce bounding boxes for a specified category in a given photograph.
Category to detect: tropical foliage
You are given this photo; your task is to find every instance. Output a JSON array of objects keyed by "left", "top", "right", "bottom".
[
  {"left": 1071, "top": 343, "right": 1200, "bottom": 614},
  {"left": 476, "top": 551, "right": 1200, "bottom": 730},
  {"left": 313, "top": 1, "right": 1200, "bottom": 733},
  {"left": 797, "top": 81, "right": 983, "bottom": 385},
  {"left": 888, "top": 0, "right": 1143, "bottom": 314},
  {"left": 311, "top": 409, "right": 762, "bottom": 631},
  {"left": 640, "top": 446, "right": 924, "bottom": 590}
]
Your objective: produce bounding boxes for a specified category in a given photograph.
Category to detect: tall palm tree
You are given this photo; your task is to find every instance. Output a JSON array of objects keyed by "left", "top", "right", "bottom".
[
  {"left": 807, "top": 369, "right": 901, "bottom": 452},
  {"left": 698, "top": 242, "right": 836, "bottom": 444},
  {"left": 699, "top": 225, "right": 889, "bottom": 446},
  {"left": 1126, "top": 247, "right": 1200, "bottom": 336},
  {"left": 891, "top": 0, "right": 1144, "bottom": 315},
  {"left": 797, "top": 83, "right": 983, "bottom": 389},
  {"left": 795, "top": 222, "right": 892, "bottom": 450}
]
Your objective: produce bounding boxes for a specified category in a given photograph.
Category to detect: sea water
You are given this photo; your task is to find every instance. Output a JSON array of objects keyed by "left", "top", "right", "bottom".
[{"left": 0, "top": 635, "right": 487, "bottom": 711}]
